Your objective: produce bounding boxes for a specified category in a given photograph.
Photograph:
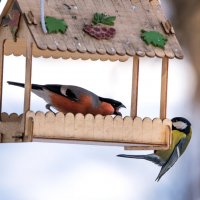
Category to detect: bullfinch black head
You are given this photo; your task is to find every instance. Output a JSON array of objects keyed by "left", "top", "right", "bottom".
[
  {"left": 171, "top": 117, "right": 191, "bottom": 135},
  {"left": 99, "top": 97, "right": 126, "bottom": 116}
]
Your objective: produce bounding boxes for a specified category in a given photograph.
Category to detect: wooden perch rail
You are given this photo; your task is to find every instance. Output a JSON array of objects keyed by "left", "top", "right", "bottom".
[
  {"left": 0, "top": 112, "right": 172, "bottom": 150},
  {"left": 23, "top": 111, "right": 172, "bottom": 150}
]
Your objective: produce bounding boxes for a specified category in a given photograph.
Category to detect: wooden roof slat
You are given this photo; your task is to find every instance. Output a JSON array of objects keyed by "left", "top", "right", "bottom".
[
  {"left": 111, "top": 0, "right": 136, "bottom": 56},
  {"left": 35, "top": 0, "right": 77, "bottom": 52},
  {"left": 128, "top": 0, "right": 156, "bottom": 57},
  {"left": 0, "top": 0, "right": 183, "bottom": 59},
  {"left": 20, "top": 0, "right": 48, "bottom": 50},
  {"left": 101, "top": 0, "right": 127, "bottom": 56},
  {"left": 72, "top": 0, "right": 97, "bottom": 53},
  {"left": 139, "top": 0, "right": 167, "bottom": 58},
  {"left": 81, "top": 0, "right": 107, "bottom": 54},
  {"left": 150, "top": 0, "right": 183, "bottom": 59},
  {"left": 57, "top": 0, "right": 87, "bottom": 53},
  {"left": 145, "top": 1, "right": 175, "bottom": 59},
  {"left": 72, "top": 0, "right": 97, "bottom": 54},
  {"left": 92, "top": 0, "right": 116, "bottom": 55},
  {"left": 26, "top": 0, "right": 57, "bottom": 51},
  {"left": 41, "top": 0, "right": 67, "bottom": 52},
  {"left": 53, "top": 0, "right": 87, "bottom": 53}
]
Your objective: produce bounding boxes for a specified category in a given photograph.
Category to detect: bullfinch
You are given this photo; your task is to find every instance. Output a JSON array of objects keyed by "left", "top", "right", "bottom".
[
  {"left": 8, "top": 81, "right": 126, "bottom": 116},
  {"left": 117, "top": 117, "right": 192, "bottom": 181}
]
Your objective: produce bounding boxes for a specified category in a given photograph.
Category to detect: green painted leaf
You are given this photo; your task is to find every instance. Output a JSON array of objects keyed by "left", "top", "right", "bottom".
[
  {"left": 141, "top": 30, "right": 168, "bottom": 49},
  {"left": 45, "top": 16, "right": 68, "bottom": 34},
  {"left": 92, "top": 13, "right": 116, "bottom": 26}
]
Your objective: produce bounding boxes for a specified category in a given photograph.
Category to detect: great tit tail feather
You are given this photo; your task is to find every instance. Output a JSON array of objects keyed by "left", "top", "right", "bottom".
[
  {"left": 117, "top": 154, "right": 163, "bottom": 166},
  {"left": 117, "top": 154, "right": 147, "bottom": 159}
]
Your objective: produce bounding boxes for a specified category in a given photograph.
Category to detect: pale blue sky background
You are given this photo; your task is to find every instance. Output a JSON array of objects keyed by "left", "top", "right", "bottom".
[{"left": 0, "top": 1, "right": 199, "bottom": 199}]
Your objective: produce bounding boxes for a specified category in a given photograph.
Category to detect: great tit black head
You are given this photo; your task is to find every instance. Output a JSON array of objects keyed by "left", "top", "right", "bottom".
[{"left": 171, "top": 117, "right": 191, "bottom": 135}]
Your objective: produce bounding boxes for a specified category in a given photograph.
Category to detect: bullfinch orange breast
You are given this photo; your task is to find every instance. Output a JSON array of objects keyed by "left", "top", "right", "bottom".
[{"left": 8, "top": 81, "right": 126, "bottom": 116}]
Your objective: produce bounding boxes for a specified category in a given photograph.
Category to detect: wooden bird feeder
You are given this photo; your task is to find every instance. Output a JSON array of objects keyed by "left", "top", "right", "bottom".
[{"left": 0, "top": 0, "right": 183, "bottom": 150}]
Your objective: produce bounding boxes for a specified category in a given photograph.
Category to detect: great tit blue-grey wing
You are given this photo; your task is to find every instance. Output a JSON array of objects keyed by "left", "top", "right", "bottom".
[{"left": 155, "top": 138, "right": 187, "bottom": 181}]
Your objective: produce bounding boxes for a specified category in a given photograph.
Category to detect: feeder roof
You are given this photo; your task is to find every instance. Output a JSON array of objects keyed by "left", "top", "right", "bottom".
[{"left": 0, "top": 0, "right": 183, "bottom": 60}]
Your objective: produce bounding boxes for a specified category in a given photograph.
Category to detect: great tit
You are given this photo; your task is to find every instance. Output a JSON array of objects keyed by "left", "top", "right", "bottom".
[
  {"left": 117, "top": 117, "right": 192, "bottom": 181},
  {"left": 7, "top": 81, "right": 126, "bottom": 116}
]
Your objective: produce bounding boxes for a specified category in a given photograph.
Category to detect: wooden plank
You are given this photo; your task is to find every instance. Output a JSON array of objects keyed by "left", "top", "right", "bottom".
[
  {"left": 21, "top": 0, "right": 48, "bottom": 50},
  {"left": 74, "top": 113, "right": 85, "bottom": 139},
  {"left": 124, "top": 144, "right": 169, "bottom": 150},
  {"left": 72, "top": 0, "right": 97, "bottom": 54},
  {"left": 0, "top": 40, "right": 5, "bottom": 120},
  {"left": 63, "top": 0, "right": 96, "bottom": 54},
  {"left": 84, "top": 114, "right": 95, "bottom": 140},
  {"left": 163, "top": 118, "right": 172, "bottom": 146},
  {"left": 85, "top": 0, "right": 109, "bottom": 55},
  {"left": 32, "top": 44, "right": 129, "bottom": 61},
  {"left": 102, "top": 0, "right": 126, "bottom": 56},
  {"left": 55, "top": 0, "right": 87, "bottom": 53},
  {"left": 23, "top": 40, "right": 33, "bottom": 114},
  {"left": 21, "top": 112, "right": 173, "bottom": 149},
  {"left": 4, "top": 39, "right": 26, "bottom": 56},
  {"left": 55, "top": 0, "right": 87, "bottom": 52},
  {"left": 94, "top": 114, "right": 104, "bottom": 140},
  {"left": 40, "top": 0, "right": 67, "bottom": 51},
  {"left": 123, "top": 116, "right": 134, "bottom": 142},
  {"left": 87, "top": 0, "right": 118, "bottom": 55},
  {"left": 152, "top": 118, "right": 164, "bottom": 143},
  {"left": 130, "top": 55, "right": 139, "bottom": 118},
  {"left": 142, "top": 117, "right": 153, "bottom": 143},
  {"left": 0, "top": 112, "right": 24, "bottom": 143},
  {"left": 1, "top": 113, "right": 9, "bottom": 122},
  {"left": 150, "top": 0, "right": 183, "bottom": 59},
  {"left": 164, "top": 124, "right": 171, "bottom": 149},
  {"left": 132, "top": 117, "right": 142, "bottom": 142},
  {"left": 24, "top": 111, "right": 35, "bottom": 141},
  {"left": 74, "top": 113, "right": 85, "bottom": 138},
  {"left": 129, "top": 0, "right": 155, "bottom": 57},
  {"left": 34, "top": 111, "right": 45, "bottom": 136},
  {"left": 103, "top": 115, "right": 113, "bottom": 141},
  {"left": 44, "top": 112, "right": 55, "bottom": 137},
  {"left": 30, "top": 0, "right": 57, "bottom": 51},
  {"left": 115, "top": 0, "right": 136, "bottom": 56},
  {"left": 55, "top": 112, "right": 65, "bottom": 137},
  {"left": 124, "top": 117, "right": 171, "bottom": 150},
  {"left": 113, "top": 115, "right": 123, "bottom": 141},
  {"left": 122, "top": 0, "right": 147, "bottom": 56},
  {"left": 139, "top": 0, "right": 167, "bottom": 58},
  {"left": 64, "top": 113, "right": 75, "bottom": 138},
  {"left": 160, "top": 56, "right": 169, "bottom": 120}
]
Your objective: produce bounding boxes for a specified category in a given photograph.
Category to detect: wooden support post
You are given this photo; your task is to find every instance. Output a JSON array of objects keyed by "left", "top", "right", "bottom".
[
  {"left": 0, "top": 40, "right": 5, "bottom": 120},
  {"left": 130, "top": 55, "right": 139, "bottom": 118},
  {"left": 23, "top": 41, "right": 33, "bottom": 115},
  {"left": 23, "top": 40, "right": 33, "bottom": 141},
  {"left": 160, "top": 56, "right": 169, "bottom": 120}
]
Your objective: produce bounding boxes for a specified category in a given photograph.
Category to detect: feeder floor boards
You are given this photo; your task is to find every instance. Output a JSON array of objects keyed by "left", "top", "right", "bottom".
[{"left": 0, "top": 112, "right": 172, "bottom": 150}]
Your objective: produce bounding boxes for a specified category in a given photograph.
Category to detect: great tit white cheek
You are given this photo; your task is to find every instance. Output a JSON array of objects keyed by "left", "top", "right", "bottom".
[{"left": 173, "top": 121, "right": 187, "bottom": 130}]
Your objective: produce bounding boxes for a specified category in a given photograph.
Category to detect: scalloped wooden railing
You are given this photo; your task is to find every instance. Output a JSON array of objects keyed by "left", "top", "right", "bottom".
[
  {"left": 0, "top": 113, "right": 24, "bottom": 142},
  {"left": 24, "top": 111, "right": 172, "bottom": 150}
]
